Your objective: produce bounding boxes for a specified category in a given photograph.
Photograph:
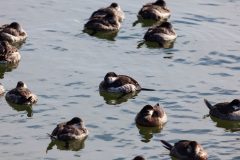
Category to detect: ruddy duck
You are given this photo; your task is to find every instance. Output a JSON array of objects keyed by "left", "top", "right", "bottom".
[
  {"left": 99, "top": 72, "right": 154, "bottom": 93},
  {"left": 50, "top": 117, "right": 89, "bottom": 141},
  {"left": 0, "top": 83, "right": 4, "bottom": 95},
  {"left": 144, "top": 21, "right": 177, "bottom": 43},
  {"left": 90, "top": 3, "right": 124, "bottom": 22},
  {"left": 0, "top": 41, "right": 21, "bottom": 63},
  {"left": 138, "top": 0, "right": 170, "bottom": 21},
  {"left": 135, "top": 103, "right": 167, "bottom": 127},
  {"left": 84, "top": 3, "right": 124, "bottom": 32},
  {"left": 133, "top": 156, "right": 145, "bottom": 160},
  {"left": 5, "top": 81, "right": 38, "bottom": 105},
  {"left": 161, "top": 140, "right": 208, "bottom": 160},
  {"left": 0, "top": 22, "right": 27, "bottom": 45},
  {"left": 204, "top": 99, "right": 240, "bottom": 121}
]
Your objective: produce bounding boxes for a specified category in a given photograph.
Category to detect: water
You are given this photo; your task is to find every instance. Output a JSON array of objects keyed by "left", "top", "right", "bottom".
[{"left": 0, "top": 0, "right": 240, "bottom": 159}]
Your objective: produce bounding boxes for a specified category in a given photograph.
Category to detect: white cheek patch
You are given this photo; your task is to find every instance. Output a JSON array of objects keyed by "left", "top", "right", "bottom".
[
  {"left": 232, "top": 105, "right": 240, "bottom": 111},
  {"left": 107, "top": 77, "right": 118, "bottom": 83}
]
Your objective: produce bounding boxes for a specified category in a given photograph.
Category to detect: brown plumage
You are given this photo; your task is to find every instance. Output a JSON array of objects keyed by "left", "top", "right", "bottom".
[{"left": 0, "top": 41, "right": 20, "bottom": 63}]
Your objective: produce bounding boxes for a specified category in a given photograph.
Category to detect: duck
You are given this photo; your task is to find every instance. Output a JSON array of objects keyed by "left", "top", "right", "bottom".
[
  {"left": 5, "top": 81, "right": 38, "bottom": 105},
  {"left": 144, "top": 21, "right": 177, "bottom": 43},
  {"left": 204, "top": 99, "right": 240, "bottom": 121},
  {"left": 50, "top": 117, "right": 89, "bottom": 141},
  {"left": 0, "top": 22, "right": 27, "bottom": 45},
  {"left": 160, "top": 140, "right": 208, "bottom": 160},
  {"left": 137, "top": 0, "right": 170, "bottom": 21},
  {"left": 84, "top": 12, "right": 121, "bottom": 32},
  {"left": 89, "top": 3, "right": 124, "bottom": 22},
  {"left": 0, "top": 41, "right": 21, "bottom": 63},
  {"left": 133, "top": 156, "right": 145, "bottom": 160},
  {"left": 99, "top": 72, "right": 154, "bottom": 94},
  {"left": 135, "top": 103, "right": 167, "bottom": 127},
  {"left": 84, "top": 3, "right": 124, "bottom": 32},
  {"left": 0, "top": 83, "right": 5, "bottom": 95}
]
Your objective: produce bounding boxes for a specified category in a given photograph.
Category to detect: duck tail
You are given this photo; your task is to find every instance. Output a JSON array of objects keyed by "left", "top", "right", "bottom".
[
  {"left": 160, "top": 140, "right": 173, "bottom": 151},
  {"left": 204, "top": 99, "right": 214, "bottom": 110},
  {"left": 141, "top": 88, "right": 155, "bottom": 91},
  {"left": 47, "top": 133, "right": 57, "bottom": 140}
]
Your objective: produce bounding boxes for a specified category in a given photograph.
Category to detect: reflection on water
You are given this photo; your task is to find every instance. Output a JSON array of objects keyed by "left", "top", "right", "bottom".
[
  {"left": 46, "top": 138, "right": 87, "bottom": 152},
  {"left": 6, "top": 101, "right": 33, "bottom": 117},
  {"left": 136, "top": 124, "right": 163, "bottom": 143},
  {"left": 0, "top": 62, "right": 19, "bottom": 79},
  {"left": 99, "top": 91, "right": 139, "bottom": 105},
  {"left": 132, "top": 19, "right": 162, "bottom": 27},
  {"left": 83, "top": 29, "right": 118, "bottom": 41},
  {"left": 210, "top": 116, "right": 240, "bottom": 132}
]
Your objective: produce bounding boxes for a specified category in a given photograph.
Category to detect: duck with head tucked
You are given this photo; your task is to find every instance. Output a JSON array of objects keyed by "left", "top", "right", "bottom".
[
  {"left": 161, "top": 140, "right": 208, "bottom": 160},
  {"left": 50, "top": 117, "right": 89, "bottom": 141},
  {"left": 137, "top": 0, "right": 170, "bottom": 21},
  {"left": 133, "top": 156, "right": 145, "bottom": 160},
  {"left": 144, "top": 21, "right": 177, "bottom": 44},
  {"left": 84, "top": 3, "right": 124, "bottom": 32},
  {"left": 135, "top": 103, "right": 167, "bottom": 127},
  {"left": 204, "top": 99, "right": 240, "bottom": 121},
  {"left": 99, "top": 72, "right": 155, "bottom": 94},
  {"left": 5, "top": 81, "right": 38, "bottom": 105},
  {"left": 0, "top": 41, "right": 21, "bottom": 63},
  {"left": 0, "top": 22, "right": 27, "bottom": 45}
]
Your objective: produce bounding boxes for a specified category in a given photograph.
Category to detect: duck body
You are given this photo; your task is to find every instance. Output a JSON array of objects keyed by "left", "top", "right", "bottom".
[
  {"left": 135, "top": 103, "right": 167, "bottom": 127},
  {"left": 0, "top": 41, "right": 21, "bottom": 63},
  {"left": 138, "top": 0, "right": 170, "bottom": 21},
  {"left": 84, "top": 3, "right": 124, "bottom": 32},
  {"left": 161, "top": 140, "right": 208, "bottom": 160},
  {"left": 0, "top": 22, "right": 27, "bottom": 45},
  {"left": 144, "top": 21, "right": 177, "bottom": 43},
  {"left": 5, "top": 81, "right": 37, "bottom": 105},
  {"left": 99, "top": 72, "right": 141, "bottom": 93},
  {"left": 204, "top": 99, "right": 240, "bottom": 121},
  {"left": 50, "top": 117, "right": 89, "bottom": 141}
]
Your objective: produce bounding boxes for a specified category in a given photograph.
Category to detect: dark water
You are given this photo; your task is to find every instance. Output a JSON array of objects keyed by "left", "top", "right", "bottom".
[{"left": 0, "top": 0, "right": 240, "bottom": 159}]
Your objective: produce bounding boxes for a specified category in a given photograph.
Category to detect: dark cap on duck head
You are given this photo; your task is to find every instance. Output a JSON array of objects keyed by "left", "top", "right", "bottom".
[
  {"left": 66, "top": 117, "right": 83, "bottom": 125},
  {"left": 154, "top": 0, "right": 166, "bottom": 6},
  {"left": 16, "top": 81, "right": 25, "bottom": 88},
  {"left": 110, "top": 2, "right": 119, "bottom": 8},
  {"left": 133, "top": 156, "right": 145, "bottom": 160},
  {"left": 160, "top": 21, "right": 173, "bottom": 28},
  {"left": 9, "top": 22, "right": 21, "bottom": 30}
]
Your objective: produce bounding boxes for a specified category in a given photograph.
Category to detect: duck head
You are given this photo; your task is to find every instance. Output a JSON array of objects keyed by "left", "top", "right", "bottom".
[
  {"left": 9, "top": 22, "right": 24, "bottom": 33},
  {"left": 229, "top": 99, "right": 240, "bottom": 112},
  {"left": 16, "top": 81, "right": 27, "bottom": 89},
  {"left": 140, "top": 105, "right": 155, "bottom": 117},
  {"left": 66, "top": 117, "right": 83, "bottom": 126},
  {"left": 154, "top": 0, "right": 166, "bottom": 7},
  {"left": 187, "top": 141, "right": 202, "bottom": 158},
  {"left": 160, "top": 21, "right": 173, "bottom": 29},
  {"left": 110, "top": 2, "right": 121, "bottom": 11},
  {"left": 104, "top": 72, "right": 118, "bottom": 84}
]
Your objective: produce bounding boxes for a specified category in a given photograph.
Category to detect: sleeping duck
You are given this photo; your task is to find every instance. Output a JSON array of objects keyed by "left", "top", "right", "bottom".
[
  {"left": 0, "top": 41, "right": 21, "bottom": 63},
  {"left": 5, "top": 81, "right": 38, "bottom": 105},
  {"left": 50, "top": 117, "right": 89, "bottom": 141},
  {"left": 84, "top": 3, "right": 124, "bottom": 32},
  {"left": 0, "top": 22, "right": 27, "bottom": 45},
  {"left": 135, "top": 103, "right": 167, "bottom": 127},
  {"left": 144, "top": 21, "right": 177, "bottom": 44},
  {"left": 0, "top": 83, "right": 4, "bottom": 95},
  {"left": 99, "top": 72, "right": 154, "bottom": 94},
  {"left": 161, "top": 140, "right": 208, "bottom": 160},
  {"left": 133, "top": 156, "right": 145, "bottom": 160},
  {"left": 138, "top": 0, "right": 170, "bottom": 21},
  {"left": 204, "top": 99, "right": 240, "bottom": 121}
]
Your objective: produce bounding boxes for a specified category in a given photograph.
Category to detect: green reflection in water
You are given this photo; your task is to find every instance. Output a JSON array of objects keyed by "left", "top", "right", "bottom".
[
  {"left": 6, "top": 101, "right": 33, "bottom": 117},
  {"left": 210, "top": 115, "right": 240, "bottom": 132}
]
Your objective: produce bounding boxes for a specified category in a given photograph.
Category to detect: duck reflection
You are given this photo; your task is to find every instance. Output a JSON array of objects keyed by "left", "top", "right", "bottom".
[
  {"left": 99, "top": 91, "right": 139, "bottom": 105},
  {"left": 137, "top": 40, "right": 175, "bottom": 49},
  {"left": 210, "top": 115, "right": 240, "bottom": 132},
  {"left": 6, "top": 101, "right": 33, "bottom": 117},
  {"left": 0, "top": 62, "right": 19, "bottom": 79},
  {"left": 133, "top": 19, "right": 161, "bottom": 27},
  {"left": 46, "top": 138, "right": 87, "bottom": 152},
  {"left": 136, "top": 124, "right": 163, "bottom": 142},
  {"left": 83, "top": 29, "right": 118, "bottom": 41}
]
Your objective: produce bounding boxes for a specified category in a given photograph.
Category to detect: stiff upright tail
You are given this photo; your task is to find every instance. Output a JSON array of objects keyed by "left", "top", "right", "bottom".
[
  {"left": 204, "top": 99, "right": 214, "bottom": 110},
  {"left": 160, "top": 140, "right": 173, "bottom": 151},
  {"left": 47, "top": 133, "right": 57, "bottom": 140},
  {"left": 141, "top": 88, "right": 155, "bottom": 91}
]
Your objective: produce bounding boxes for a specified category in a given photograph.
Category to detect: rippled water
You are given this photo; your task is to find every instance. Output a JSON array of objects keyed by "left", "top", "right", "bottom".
[{"left": 0, "top": 0, "right": 240, "bottom": 160}]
